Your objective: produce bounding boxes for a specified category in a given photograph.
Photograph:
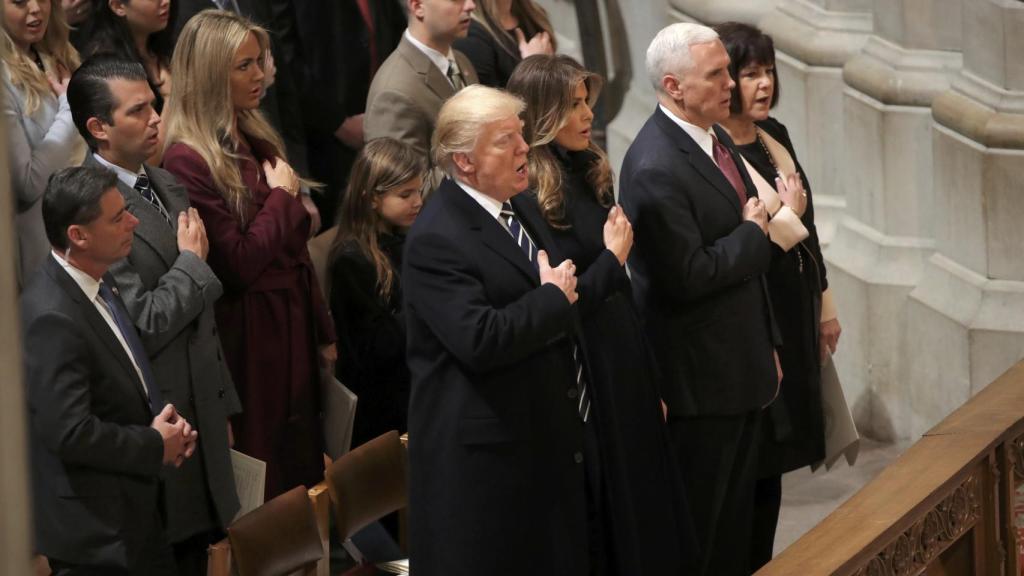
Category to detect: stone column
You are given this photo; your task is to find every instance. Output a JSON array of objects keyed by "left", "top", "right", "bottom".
[
  {"left": 903, "top": 0, "right": 1024, "bottom": 437},
  {"left": 825, "top": 0, "right": 962, "bottom": 440},
  {"left": 759, "top": 0, "right": 873, "bottom": 244},
  {"left": 667, "top": 0, "right": 782, "bottom": 26},
  {"left": 0, "top": 94, "right": 32, "bottom": 575}
]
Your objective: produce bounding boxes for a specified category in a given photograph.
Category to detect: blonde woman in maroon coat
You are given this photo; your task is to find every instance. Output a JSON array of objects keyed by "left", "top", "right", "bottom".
[{"left": 163, "top": 10, "right": 336, "bottom": 499}]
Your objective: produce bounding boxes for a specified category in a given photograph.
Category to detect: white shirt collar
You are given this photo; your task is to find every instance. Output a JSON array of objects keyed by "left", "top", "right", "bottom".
[
  {"left": 51, "top": 250, "right": 102, "bottom": 301},
  {"left": 405, "top": 29, "right": 456, "bottom": 79},
  {"left": 659, "top": 104, "right": 716, "bottom": 160},
  {"left": 454, "top": 179, "right": 505, "bottom": 222},
  {"left": 93, "top": 153, "right": 144, "bottom": 190}
]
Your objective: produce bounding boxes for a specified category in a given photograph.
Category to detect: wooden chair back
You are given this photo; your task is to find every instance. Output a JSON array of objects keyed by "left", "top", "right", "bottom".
[{"left": 325, "top": 430, "right": 408, "bottom": 542}]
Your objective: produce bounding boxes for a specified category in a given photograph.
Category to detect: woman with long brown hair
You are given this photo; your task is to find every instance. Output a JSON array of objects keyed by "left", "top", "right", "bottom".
[
  {"left": 454, "top": 0, "right": 555, "bottom": 87},
  {"left": 328, "top": 137, "right": 425, "bottom": 448},
  {"left": 162, "top": 9, "right": 336, "bottom": 500},
  {"left": 508, "top": 54, "right": 696, "bottom": 574},
  {"left": 3, "top": 0, "right": 84, "bottom": 286}
]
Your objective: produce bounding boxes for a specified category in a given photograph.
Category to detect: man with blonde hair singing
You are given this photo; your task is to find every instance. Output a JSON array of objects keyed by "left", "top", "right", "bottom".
[{"left": 403, "top": 85, "right": 592, "bottom": 576}]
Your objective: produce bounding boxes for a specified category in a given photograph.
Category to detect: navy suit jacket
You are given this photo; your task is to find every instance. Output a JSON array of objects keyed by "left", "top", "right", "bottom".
[
  {"left": 22, "top": 255, "right": 165, "bottom": 569},
  {"left": 403, "top": 178, "right": 589, "bottom": 576},
  {"left": 620, "top": 106, "right": 780, "bottom": 417}
]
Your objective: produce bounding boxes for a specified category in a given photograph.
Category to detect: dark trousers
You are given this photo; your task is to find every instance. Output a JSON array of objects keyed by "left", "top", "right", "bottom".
[
  {"left": 48, "top": 519, "right": 177, "bottom": 576},
  {"left": 172, "top": 528, "right": 225, "bottom": 576},
  {"left": 668, "top": 410, "right": 761, "bottom": 576},
  {"left": 750, "top": 474, "right": 783, "bottom": 572},
  {"left": 583, "top": 418, "right": 615, "bottom": 576}
]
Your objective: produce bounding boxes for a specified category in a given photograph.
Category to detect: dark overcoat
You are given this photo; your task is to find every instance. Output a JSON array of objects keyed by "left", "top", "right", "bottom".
[
  {"left": 164, "top": 136, "right": 336, "bottom": 499},
  {"left": 403, "top": 178, "right": 589, "bottom": 576}
]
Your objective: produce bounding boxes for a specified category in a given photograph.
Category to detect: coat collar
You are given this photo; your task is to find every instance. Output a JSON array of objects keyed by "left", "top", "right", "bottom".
[
  {"left": 651, "top": 106, "right": 748, "bottom": 215},
  {"left": 440, "top": 178, "right": 539, "bottom": 284},
  {"left": 43, "top": 256, "right": 153, "bottom": 414},
  {"left": 84, "top": 154, "right": 183, "bottom": 268},
  {"left": 397, "top": 35, "right": 456, "bottom": 102}
]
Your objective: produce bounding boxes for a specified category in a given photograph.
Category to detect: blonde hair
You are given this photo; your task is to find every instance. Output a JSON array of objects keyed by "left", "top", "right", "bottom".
[
  {"left": 163, "top": 10, "right": 296, "bottom": 223},
  {"left": 472, "top": 0, "right": 556, "bottom": 60},
  {"left": 1, "top": 1, "right": 80, "bottom": 115},
  {"left": 506, "top": 55, "right": 613, "bottom": 228},
  {"left": 331, "top": 138, "right": 426, "bottom": 299},
  {"left": 433, "top": 85, "right": 526, "bottom": 176}
]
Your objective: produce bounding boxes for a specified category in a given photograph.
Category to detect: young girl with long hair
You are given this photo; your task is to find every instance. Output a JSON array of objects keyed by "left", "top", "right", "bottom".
[
  {"left": 328, "top": 137, "right": 425, "bottom": 448},
  {"left": 162, "top": 9, "right": 336, "bottom": 500},
  {"left": 3, "top": 0, "right": 84, "bottom": 286},
  {"left": 508, "top": 54, "right": 697, "bottom": 574}
]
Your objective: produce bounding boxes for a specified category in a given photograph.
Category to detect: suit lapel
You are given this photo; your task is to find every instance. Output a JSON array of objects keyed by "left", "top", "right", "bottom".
[
  {"left": 118, "top": 179, "right": 179, "bottom": 269},
  {"left": 398, "top": 36, "right": 455, "bottom": 101},
  {"left": 46, "top": 258, "right": 152, "bottom": 412},
  {"left": 653, "top": 108, "right": 743, "bottom": 215},
  {"left": 444, "top": 180, "right": 538, "bottom": 284}
]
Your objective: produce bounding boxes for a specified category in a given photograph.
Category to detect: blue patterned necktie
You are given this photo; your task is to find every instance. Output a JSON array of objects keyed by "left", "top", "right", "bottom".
[
  {"left": 135, "top": 173, "right": 172, "bottom": 226},
  {"left": 98, "top": 282, "right": 164, "bottom": 415},
  {"left": 499, "top": 201, "right": 590, "bottom": 421}
]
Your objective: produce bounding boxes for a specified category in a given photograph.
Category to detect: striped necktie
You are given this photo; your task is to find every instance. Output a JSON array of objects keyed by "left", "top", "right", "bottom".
[
  {"left": 500, "top": 201, "right": 590, "bottom": 421},
  {"left": 135, "top": 173, "right": 172, "bottom": 226},
  {"left": 500, "top": 201, "right": 538, "bottom": 270},
  {"left": 447, "top": 58, "right": 466, "bottom": 91}
]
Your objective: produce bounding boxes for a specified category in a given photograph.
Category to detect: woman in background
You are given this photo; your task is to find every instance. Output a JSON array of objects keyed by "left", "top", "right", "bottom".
[
  {"left": 715, "top": 21, "right": 842, "bottom": 571},
  {"left": 84, "top": 0, "right": 175, "bottom": 111},
  {"left": 454, "top": 0, "right": 555, "bottom": 88},
  {"left": 2, "top": 0, "right": 84, "bottom": 287},
  {"left": 328, "top": 137, "right": 424, "bottom": 448},
  {"left": 163, "top": 9, "right": 336, "bottom": 499},
  {"left": 508, "top": 54, "right": 696, "bottom": 575}
]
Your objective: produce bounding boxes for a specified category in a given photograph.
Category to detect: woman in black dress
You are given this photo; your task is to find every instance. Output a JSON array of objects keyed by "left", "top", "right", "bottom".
[
  {"left": 507, "top": 54, "right": 695, "bottom": 575},
  {"left": 328, "top": 138, "right": 425, "bottom": 448},
  {"left": 454, "top": 0, "right": 554, "bottom": 88},
  {"left": 715, "top": 21, "right": 843, "bottom": 571}
]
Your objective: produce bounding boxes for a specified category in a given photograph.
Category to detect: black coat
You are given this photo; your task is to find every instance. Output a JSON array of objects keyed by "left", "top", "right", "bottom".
[
  {"left": 22, "top": 257, "right": 165, "bottom": 569},
  {"left": 540, "top": 147, "right": 697, "bottom": 573},
  {"left": 620, "top": 107, "right": 780, "bottom": 417},
  {"left": 403, "top": 178, "right": 589, "bottom": 576},
  {"left": 736, "top": 117, "right": 827, "bottom": 475},
  {"left": 329, "top": 234, "right": 409, "bottom": 447},
  {"left": 453, "top": 19, "right": 525, "bottom": 88}
]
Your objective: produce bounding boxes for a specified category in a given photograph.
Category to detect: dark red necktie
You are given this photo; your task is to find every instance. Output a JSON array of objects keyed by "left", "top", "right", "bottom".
[
  {"left": 712, "top": 135, "right": 748, "bottom": 206},
  {"left": 355, "top": 0, "right": 379, "bottom": 75}
]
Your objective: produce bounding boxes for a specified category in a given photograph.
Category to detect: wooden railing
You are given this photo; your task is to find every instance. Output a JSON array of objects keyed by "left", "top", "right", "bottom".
[{"left": 757, "top": 360, "right": 1024, "bottom": 575}]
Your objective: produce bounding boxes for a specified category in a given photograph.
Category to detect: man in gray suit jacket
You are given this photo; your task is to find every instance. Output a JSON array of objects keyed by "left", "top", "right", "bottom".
[
  {"left": 68, "top": 57, "right": 241, "bottom": 575},
  {"left": 365, "top": 0, "right": 479, "bottom": 193}
]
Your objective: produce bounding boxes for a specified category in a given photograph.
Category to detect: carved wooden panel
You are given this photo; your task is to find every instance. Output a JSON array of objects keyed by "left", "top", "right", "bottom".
[{"left": 851, "top": 474, "right": 981, "bottom": 576}]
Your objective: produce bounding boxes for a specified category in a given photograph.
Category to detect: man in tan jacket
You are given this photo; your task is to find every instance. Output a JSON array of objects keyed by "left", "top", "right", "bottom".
[{"left": 365, "top": 0, "right": 479, "bottom": 193}]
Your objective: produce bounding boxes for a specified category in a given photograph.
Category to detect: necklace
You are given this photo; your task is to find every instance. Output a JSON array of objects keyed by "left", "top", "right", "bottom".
[
  {"left": 30, "top": 47, "right": 45, "bottom": 73},
  {"left": 755, "top": 129, "right": 779, "bottom": 175}
]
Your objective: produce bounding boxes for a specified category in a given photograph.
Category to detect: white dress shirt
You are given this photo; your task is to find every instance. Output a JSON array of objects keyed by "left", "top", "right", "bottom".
[
  {"left": 52, "top": 251, "right": 150, "bottom": 397},
  {"left": 659, "top": 104, "right": 718, "bottom": 164},
  {"left": 454, "top": 179, "right": 538, "bottom": 245}
]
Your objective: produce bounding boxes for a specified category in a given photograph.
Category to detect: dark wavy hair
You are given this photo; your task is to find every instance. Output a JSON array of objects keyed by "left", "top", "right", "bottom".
[
  {"left": 84, "top": 0, "right": 176, "bottom": 110},
  {"left": 714, "top": 21, "right": 780, "bottom": 115}
]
